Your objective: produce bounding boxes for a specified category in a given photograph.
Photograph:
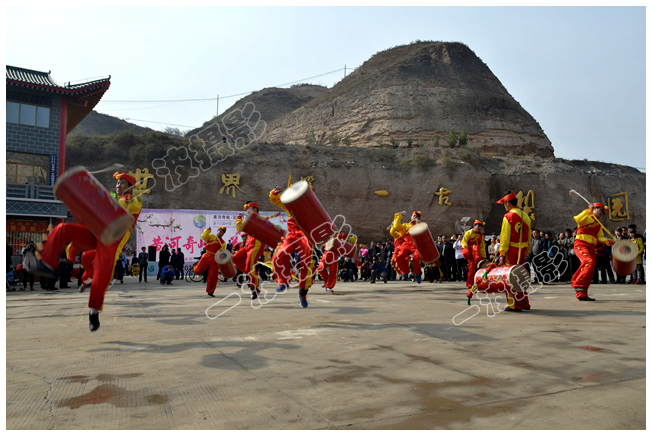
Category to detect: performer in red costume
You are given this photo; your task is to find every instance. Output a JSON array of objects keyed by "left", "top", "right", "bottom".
[
  {"left": 270, "top": 186, "right": 317, "bottom": 308},
  {"left": 461, "top": 220, "right": 487, "bottom": 290},
  {"left": 393, "top": 211, "right": 423, "bottom": 283},
  {"left": 496, "top": 191, "right": 532, "bottom": 311},
  {"left": 389, "top": 223, "right": 408, "bottom": 277},
  {"left": 318, "top": 232, "right": 356, "bottom": 293},
  {"left": 25, "top": 172, "right": 142, "bottom": 331},
  {"left": 571, "top": 203, "right": 613, "bottom": 301},
  {"left": 193, "top": 226, "right": 226, "bottom": 297},
  {"left": 234, "top": 202, "right": 266, "bottom": 300}
]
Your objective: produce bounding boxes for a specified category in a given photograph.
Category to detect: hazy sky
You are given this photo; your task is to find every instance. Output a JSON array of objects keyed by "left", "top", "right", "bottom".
[{"left": 6, "top": 6, "right": 646, "bottom": 169}]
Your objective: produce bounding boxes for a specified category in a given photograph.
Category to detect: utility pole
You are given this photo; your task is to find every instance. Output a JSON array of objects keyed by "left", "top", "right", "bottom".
[
  {"left": 216, "top": 94, "right": 219, "bottom": 120},
  {"left": 344, "top": 64, "right": 346, "bottom": 79}
]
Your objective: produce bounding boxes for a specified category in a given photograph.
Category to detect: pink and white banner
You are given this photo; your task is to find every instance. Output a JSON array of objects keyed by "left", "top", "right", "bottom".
[{"left": 135, "top": 209, "right": 289, "bottom": 264}]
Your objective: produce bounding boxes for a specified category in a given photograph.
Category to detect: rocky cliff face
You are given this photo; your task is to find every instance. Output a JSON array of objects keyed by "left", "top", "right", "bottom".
[
  {"left": 109, "top": 143, "right": 644, "bottom": 246},
  {"left": 263, "top": 42, "right": 554, "bottom": 157}
]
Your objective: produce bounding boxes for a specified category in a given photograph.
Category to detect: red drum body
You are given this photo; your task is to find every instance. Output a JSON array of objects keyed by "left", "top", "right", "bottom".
[
  {"left": 324, "top": 237, "right": 356, "bottom": 258},
  {"left": 280, "top": 180, "right": 335, "bottom": 245},
  {"left": 474, "top": 265, "right": 530, "bottom": 294},
  {"left": 54, "top": 166, "right": 135, "bottom": 245},
  {"left": 612, "top": 240, "right": 637, "bottom": 276},
  {"left": 408, "top": 223, "right": 440, "bottom": 263},
  {"left": 241, "top": 213, "right": 285, "bottom": 248},
  {"left": 214, "top": 249, "right": 237, "bottom": 278}
]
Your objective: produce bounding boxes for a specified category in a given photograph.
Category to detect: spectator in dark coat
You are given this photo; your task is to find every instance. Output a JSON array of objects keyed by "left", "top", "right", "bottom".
[
  {"left": 440, "top": 235, "right": 456, "bottom": 281},
  {"left": 157, "top": 244, "right": 171, "bottom": 280},
  {"left": 175, "top": 248, "right": 185, "bottom": 280},
  {"left": 138, "top": 247, "right": 149, "bottom": 283}
]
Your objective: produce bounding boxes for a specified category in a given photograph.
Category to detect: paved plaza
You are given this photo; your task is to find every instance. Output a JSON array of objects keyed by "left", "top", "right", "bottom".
[{"left": 6, "top": 277, "right": 646, "bottom": 429}]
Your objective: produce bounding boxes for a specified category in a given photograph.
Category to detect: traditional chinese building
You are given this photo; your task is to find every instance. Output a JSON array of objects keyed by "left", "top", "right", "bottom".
[{"left": 6, "top": 65, "right": 110, "bottom": 257}]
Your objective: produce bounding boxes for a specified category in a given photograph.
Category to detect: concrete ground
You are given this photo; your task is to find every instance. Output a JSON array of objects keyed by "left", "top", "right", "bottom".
[{"left": 6, "top": 275, "right": 646, "bottom": 430}]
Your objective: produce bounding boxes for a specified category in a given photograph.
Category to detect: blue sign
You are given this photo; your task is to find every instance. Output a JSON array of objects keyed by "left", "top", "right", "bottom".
[{"left": 49, "top": 155, "right": 58, "bottom": 186}]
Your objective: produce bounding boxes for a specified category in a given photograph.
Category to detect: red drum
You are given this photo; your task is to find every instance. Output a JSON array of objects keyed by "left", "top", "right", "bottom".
[
  {"left": 324, "top": 237, "right": 356, "bottom": 258},
  {"left": 214, "top": 249, "right": 237, "bottom": 278},
  {"left": 473, "top": 265, "right": 530, "bottom": 294},
  {"left": 54, "top": 166, "right": 135, "bottom": 245},
  {"left": 240, "top": 213, "right": 285, "bottom": 248},
  {"left": 408, "top": 223, "right": 440, "bottom": 263},
  {"left": 280, "top": 180, "right": 335, "bottom": 245},
  {"left": 611, "top": 240, "right": 637, "bottom": 276}
]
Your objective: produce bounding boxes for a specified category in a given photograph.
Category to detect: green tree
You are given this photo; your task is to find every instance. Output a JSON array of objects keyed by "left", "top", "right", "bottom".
[
  {"left": 446, "top": 129, "right": 458, "bottom": 148},
  {"left": 459, "top": 128, "right": 468, "bottom": 147},
  {"left": 417, "top": 137, "right": 426, "bottom": 148},
  {"left": 406, "top": 136, "right": 413, "bottom": 148},
  {"left": 390, "top": 137, "right": 399, "bottom": 149},
  {"left": 328, "top": 132, "right": 341, "bottom": 146},
  {"left": 433, "top": 131, "right": 440, "bottom": 148},
  {"left": 305, "top": 130, "right": 317, "bottom": 146},
  {"left": 342, "top": 133, "right": 352, "bottom": 146}
]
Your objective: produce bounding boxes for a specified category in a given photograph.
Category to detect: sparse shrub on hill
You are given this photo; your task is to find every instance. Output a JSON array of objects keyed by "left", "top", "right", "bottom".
[
  {"left": 442, "top": 155, "right": 457, "bottom": 169},
  {"left": 305, "top": 130, "right": 317, "bottom": 146},
  {"left": 413, "top": 153, "right": 433, "bottom": 171},
  {"left": 328, "top": 132, "right": 341, "bottom": 146},
  {"left": 458, "top": 147, "right": 479, "bottom": 167},
  {"left": 447, "top": 129, "right": 458, "bottom": 148},
  {"left": 399, "top": 158, "right": 412, "bottom": 171},
  {"left": 342, "top": 133, "right": 352, "bottom": 146},
  {"left": 390, "top": 137, "right": 399, "bottom": 149},
  {"left": 417, "top": 137, "right": 425, "bottom": 148},
  {"left": 376, "top": 137, "right": 384, "bottom": 148},
  {"left": 459, "top": 128, "right": 468, "bottom": 146},
  {"left": 406, "top": 136, "right": 413, "bottom": 148}
]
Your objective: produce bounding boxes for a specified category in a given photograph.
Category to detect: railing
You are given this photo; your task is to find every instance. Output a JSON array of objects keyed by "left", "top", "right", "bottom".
[{"left": 7, "top": 178, "right": 57, "bottom": 201}]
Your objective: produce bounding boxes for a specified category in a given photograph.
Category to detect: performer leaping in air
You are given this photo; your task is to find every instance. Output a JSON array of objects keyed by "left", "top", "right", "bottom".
[
  {"left": 270, "top": 184, "right": 318, "bottom": 308},
  {"left": 393, "top": 211, "right": 423, "bottom": 283},
  {"left": 24, "top": 171, "right": 142, "bottom": 332}
]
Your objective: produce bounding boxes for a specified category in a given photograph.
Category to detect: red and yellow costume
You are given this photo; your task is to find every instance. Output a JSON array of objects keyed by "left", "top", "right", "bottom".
[
  {"left": 318, "top": 233, "right": 356, "bottom": 290},
  {"left": 498, "top": 195, "right": 532, "bottom": 310},
  {"left": 39, "top": 172, "right": 141, "bottom": 311},
  {"left": 194, "top": 227, "right": 226, "bottom": 294},
  {"left": 393, "top": 212, "right": 422, "bottom": 276},
  {"left": 461, "top": 224, "right": 486, "bottom": 290},
  {"left": 389, "top": 224, "right": 408, "bottom": 275},
  {"left": 234, "top": 203, "right": 265, "bottom": 291},
  {"left": 571, "top": 205, "right": 612, "bottom": 298},
  {"left": 270, "top": 190, "right": 316, "bottom": 290}
]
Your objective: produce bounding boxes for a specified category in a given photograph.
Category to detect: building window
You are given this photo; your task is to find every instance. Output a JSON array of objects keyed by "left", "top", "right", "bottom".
[
  {"left": 6, "top": 152, "right": 49, "bottom": 184},
  {"left": 6, "top": 101, "right": 50, "bottom": 128}
]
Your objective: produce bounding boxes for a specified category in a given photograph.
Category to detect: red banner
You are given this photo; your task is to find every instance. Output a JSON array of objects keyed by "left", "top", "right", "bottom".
[{"left": 6, "top": 220, "right": 48, "bottom": 233}]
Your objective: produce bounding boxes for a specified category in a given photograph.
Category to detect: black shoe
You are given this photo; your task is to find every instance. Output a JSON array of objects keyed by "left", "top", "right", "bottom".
[
  {"left": 23, "top": 252, "right": 58, "bottom": 278},
  {"left": 207, "top": 293, "right": 215, "bottom": 297},
  {"left": 250, "top": 289, "right": 259, "bottom": 300},
  {"left": 370, "top": 280, "right": 375, "bottom": 284},
  {"left": 89, "top": 311, "right": 100, "bottom": 332},
  {"left": 60, "top": 285, "right": 71, "bottom": 289},
  {"left": 523, "top": 307, "right": 531, "bottom": 310},
  {"left": 578, "top": 296, "right": 596, "bottom": 301}
]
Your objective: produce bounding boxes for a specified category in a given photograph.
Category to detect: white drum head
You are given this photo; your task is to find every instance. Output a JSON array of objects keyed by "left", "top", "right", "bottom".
[
  {"left": 408, "top": 222, "right": 429, "bottom": 236},
  {"left": 214, "top": 249, "right": 232, "bottom": 265},
  {"left": 280, "top": 180, "right": 309, "bottom": 205},
  {"left": 613, "top": 240, "right": 638, "bottom": 263},
  {"left": 507, "top": 264, "right": 531, "bottom": 294}
]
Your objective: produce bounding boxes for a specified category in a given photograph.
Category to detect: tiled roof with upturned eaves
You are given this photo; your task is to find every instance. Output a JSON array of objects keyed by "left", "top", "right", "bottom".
[{"left": 6, "top": 65, "right": 110, "bottom": 91}]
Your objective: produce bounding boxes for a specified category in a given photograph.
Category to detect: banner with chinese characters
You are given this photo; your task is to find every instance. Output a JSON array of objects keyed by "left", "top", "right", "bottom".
[
  {"left": 7, "top": 220, "right": 48, "bottom": 233},
  {"left": 135, "top": 209, "right": 289, "bottom": 265}
]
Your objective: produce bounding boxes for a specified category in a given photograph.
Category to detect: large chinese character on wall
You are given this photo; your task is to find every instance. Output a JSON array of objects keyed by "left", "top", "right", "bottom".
[{"left": 607, "top": 192, "right": 630, "bottom": 222}]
